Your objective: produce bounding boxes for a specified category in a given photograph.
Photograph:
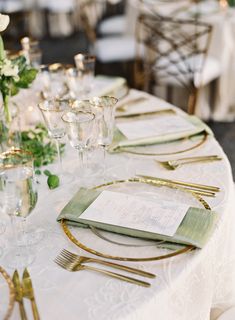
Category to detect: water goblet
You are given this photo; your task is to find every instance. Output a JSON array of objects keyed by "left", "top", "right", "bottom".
[
  {"left": 89, "top": 96, "right": 118, "bottom": 178},
  {"left": 74, "top": 53, "right": 96, "bottom": 95},
  {"left": 0, "top": 148, "right": 38, "bottom": 268},
  {"left": 61, "top": 109, "right": 95, "bottom": 182},
  {"left": 38, "top": 99, "right": 71, "bottom": 184}
]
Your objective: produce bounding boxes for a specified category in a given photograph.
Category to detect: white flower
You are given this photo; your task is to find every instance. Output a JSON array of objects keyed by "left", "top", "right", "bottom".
[
  {"left": 0, "top": 59, "right": 19, "bottom": 78},
  {"left": 0, "top": 14, "right": 9, "bottom": 32}
]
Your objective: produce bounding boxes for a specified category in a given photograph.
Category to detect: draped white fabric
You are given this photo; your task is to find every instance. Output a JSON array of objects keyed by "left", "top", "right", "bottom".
[{"left": 1, "top": 88, "right": 234, "bottom": 319}]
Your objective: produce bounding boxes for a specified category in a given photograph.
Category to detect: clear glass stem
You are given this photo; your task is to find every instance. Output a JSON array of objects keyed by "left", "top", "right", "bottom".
[
  {"left": 55, "top": 138, "right": 63, "bottom": 173},
  {"left": 78, "top": 149, "right": 84, "bottom": 169},
  {"left": 10, "top": 214, "right": 18, "bottom": 247},
  {"left": 19, "top": 217, "right": 27, "bottom": 247},
  {"left": 101, "top": 145, "right": 107, "bottom": 181}
]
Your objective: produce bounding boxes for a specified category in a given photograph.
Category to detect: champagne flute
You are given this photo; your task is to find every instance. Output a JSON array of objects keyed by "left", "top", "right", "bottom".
[
  {"left": 62, "top": 109, "right": 95, "bottom": 182},
  {"left": 38, "top": 99, "right": 71, "bottom": 184},
  {"left": 0, "top": 148, "right": 38, "bottom": 267}
]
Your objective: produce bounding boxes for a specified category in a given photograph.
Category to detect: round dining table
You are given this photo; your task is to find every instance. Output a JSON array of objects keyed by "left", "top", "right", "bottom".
[{"left": 0, "top": 86, "right": 235, "bottom": 320}]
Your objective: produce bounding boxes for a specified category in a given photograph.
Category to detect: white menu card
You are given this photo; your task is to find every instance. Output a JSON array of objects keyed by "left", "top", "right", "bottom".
[
  {"left": 116, "top": 114, "right": 196, "bottom": 140},
  {"left": 79, "top": 191, "right": 190, "bottom": 237}
]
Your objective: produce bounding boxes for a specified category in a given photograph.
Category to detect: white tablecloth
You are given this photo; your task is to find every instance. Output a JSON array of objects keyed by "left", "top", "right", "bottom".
[{"left": 1, "top": 89, "right": 235, "bottom": 320}]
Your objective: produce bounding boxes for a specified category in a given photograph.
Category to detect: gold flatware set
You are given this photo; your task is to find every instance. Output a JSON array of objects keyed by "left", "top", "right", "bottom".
[
  {"left": 54, "top": 249, "right": 156, "bottom": 287},
  {"left": 12, "top": 269, "right": 40, "bottom": 320}
]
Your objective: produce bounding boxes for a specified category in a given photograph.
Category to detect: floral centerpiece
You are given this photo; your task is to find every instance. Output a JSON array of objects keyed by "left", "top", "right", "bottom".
[{"left": 0, "top": 13, "right": 37, "bottom": 124}]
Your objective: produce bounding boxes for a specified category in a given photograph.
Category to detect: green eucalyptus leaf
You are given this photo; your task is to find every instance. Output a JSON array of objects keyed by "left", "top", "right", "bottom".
[
  {"left": 43, "top": 169, "right": 51, "bottom": 177},
  {"left": 35, "top": 169, "right": 41, "bottom": 175},
  {"left": 47, "top": 175, "right": 60, "bottom": 189}
]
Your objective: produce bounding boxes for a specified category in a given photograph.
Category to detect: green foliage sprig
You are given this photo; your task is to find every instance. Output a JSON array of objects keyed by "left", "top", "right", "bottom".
[{"left": 20, "top": 123, "right": 65, "bottom": 168}]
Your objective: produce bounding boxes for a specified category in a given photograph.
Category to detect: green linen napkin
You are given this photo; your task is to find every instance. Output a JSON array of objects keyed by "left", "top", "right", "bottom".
[
  {"left": 109, "top": 115, "right": 213, "bottom": 152},
  {"left": 57, "top": 188, "right": 218, "bottom": 249}
]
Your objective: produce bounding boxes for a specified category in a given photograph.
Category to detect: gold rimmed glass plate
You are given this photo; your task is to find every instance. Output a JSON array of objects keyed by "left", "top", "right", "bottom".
[
  {"left": 61, "top": 178, "right": 211, "bottom": 262},
  {"left": 0, "top": 266, "right": 15, "bottom": 320},
  {"left": 113, "top": 132, "right": 208, "bottom": 156}
]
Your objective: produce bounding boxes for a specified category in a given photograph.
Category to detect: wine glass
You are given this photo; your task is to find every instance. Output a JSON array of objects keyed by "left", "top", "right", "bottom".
[
  {"left": 65, "top": 67, "right": 83, "bottom": 99},
  {"left": 39, "top": 64, "right": 68, "bottom": 100},
  {"left": 89, "top": 96, "right": 118, "bottom": 178},
  {"left": 71, "top": 99, "right": 104, "bottom": 176},
  {"left": 61, "top": 109, "right": 95, "bottom": 182},
  {"left": 0, "top": 148, "right": 38, "bottom": 267},
  {"left": 74, "top": 53, "right": 96, "bottom": 95},
  {"left": 38, "top": 99, "right": 71, "bottom": 184}
]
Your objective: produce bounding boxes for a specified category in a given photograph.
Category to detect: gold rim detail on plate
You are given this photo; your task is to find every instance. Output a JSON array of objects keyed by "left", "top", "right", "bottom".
[
  {"left": 0, "top": 266, "right": 15, "bottom": 320},
  {"left": 61, "top": 178, "right": 211, "bottom": 262},
  {"left": 115, "top": 132, "right": 208, "bottom": 156}
]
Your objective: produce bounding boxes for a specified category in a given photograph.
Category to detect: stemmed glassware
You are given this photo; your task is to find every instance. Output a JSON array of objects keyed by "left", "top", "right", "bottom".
[
  {"left": 65, "top": 68, "right": 82, "bottom": 99},
  {"left": 39, "top": 64, "right": 68, "bottom": 100},
  {"left": 89, "top": 96, "right": 118, "bottom": 178},
  {"left": 38, "top": 99, "right": 71, "bottom": 183},
  {"left": 0, "top": 148, "right": 38, "bottom": 267},
  {"left": 74, "top": 53, "right": 96, "bottom": 96},
  {"left": 61, "top": 109, "right": 95, "bottom": 182},
  {"left": 70, "top": 99, "right": 103, "bottom": 176}
]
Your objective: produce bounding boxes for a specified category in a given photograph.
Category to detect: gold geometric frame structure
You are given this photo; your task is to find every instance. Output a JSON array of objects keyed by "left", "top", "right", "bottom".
[
  {"left": 135, "top": 12, "right": 213, "bottom": 114},
  {"left": 61, "top": 177, "right": 211, "bottom": 262}
]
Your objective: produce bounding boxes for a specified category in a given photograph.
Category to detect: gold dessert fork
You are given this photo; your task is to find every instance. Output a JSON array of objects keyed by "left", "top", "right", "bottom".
[
  {"left": 156, "top": 155, "right": 222, "bottom": 170},
  {"left": 54, "top": 251, "right": 152, "bottom": 287}
]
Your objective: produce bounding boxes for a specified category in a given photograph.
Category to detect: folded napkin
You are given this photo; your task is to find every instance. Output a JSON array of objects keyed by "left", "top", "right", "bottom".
[
  {"left": 57, "top": 188, "right": 218, "bottom": 248},
  {"left": 109, "top": 115, "right": 213, "bottom": 152},
  {"left": 93, "top": 75, "right": 128, "bottom": 100}
]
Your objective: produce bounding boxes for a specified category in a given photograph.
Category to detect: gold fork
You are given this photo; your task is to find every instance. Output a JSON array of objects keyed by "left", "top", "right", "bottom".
[
  {"left": 54, "top": 254, "right": 151, "bottom": 287},
  {"left": 156, "top": 155, "right": 222, "bottom": 170},
  {"left": 58, "top": 249, "right": 155, "bottom": 278}
]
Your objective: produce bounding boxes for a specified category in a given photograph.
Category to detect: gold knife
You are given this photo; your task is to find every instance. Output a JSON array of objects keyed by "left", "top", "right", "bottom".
[
  {"left": 12, "top": 270, "right": 28, "bottom": 320},
  {"left": 115, "top": 109, "right": 175, "bottom": 119},
  {"left": 137, "top": 174, "right": 220, "bottom": 192},
  {"left": 116, "top": 97, "right": 147, "bottom": 112},
  {"left": 22, "top": 268, "right": 40, "bottom": 320}
]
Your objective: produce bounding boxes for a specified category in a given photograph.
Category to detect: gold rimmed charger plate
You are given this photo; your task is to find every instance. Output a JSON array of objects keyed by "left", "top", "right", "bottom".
[
  {"left": 114, "top": 132, "right": 208, "bottom": 157},
  {"left": 61, "top": 177, "right": 211, "bottom": 262},
  {"left": 0, "top": 266, "right": 15, "bottom": 320}
]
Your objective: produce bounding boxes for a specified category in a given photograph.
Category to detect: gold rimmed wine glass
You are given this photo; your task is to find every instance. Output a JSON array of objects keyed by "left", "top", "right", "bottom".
[
  {"left": 62, "top": 109, "right": 95, "bottom": 182},
  {"left": 74, "top": 53, "right": 96, "bottom": 96},
  {"left": 39, "top": 64, "right": 69, "bottom": 100},
  {"left": 0, "top": 148, "right": 38, "bottom": 268},
  {"left": 38, "top": 99, "right": 72, "bottom": 184},
  {"left": 89, "top": 96, "right": 118, "bottom": 178}
]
